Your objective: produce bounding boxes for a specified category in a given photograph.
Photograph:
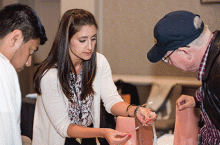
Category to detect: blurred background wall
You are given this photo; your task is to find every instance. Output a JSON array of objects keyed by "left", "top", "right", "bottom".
[
  {"left": 101, "top": 0, "right": 220, "bottom": 77},
  {"left": 0, "top": 0, "right": 219, "bottom": 97}
]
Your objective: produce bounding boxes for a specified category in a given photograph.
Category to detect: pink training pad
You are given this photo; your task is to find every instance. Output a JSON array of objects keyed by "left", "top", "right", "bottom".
[
  {"left": 173, "top": 105, "right": 200, "bottom": 145},
  {"left": 115, "top": 116, "right": 153, "bottom": 145}
]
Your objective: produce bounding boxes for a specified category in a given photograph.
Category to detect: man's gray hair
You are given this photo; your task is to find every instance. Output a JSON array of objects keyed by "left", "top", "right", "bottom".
[
  {"left": 194, "top": 16, "right": 203, "bottom": 30},
  {"left": 189, "top": 16, "right": 209, "bottom": 47}
]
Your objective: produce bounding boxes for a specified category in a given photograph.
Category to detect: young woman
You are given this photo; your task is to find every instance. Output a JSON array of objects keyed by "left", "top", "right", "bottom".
[{"left": 32, "top": 9, "right": 157, "bottom": 145}]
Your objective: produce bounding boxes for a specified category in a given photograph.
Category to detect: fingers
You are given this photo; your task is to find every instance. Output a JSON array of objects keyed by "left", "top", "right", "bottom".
[
  {"left": 177, "top": 101, "right": 186, "bottom": 111},
  {"left": 176, "top": 95, "right": 197, "bottom": 111},
  {"left": 176, "top": 95, "right": 186, "bottom": 107},
  {"left": 116, "top": 133, "right": 132, "bottom": 144},
  {"left": 115, "top": 132, "right": 129, "bottom": 137},
  {"left": 110, "top": 132, "right": 131, "bottom": 145},
  {"left": 144, "top": 112, "right": 157, "bottom": 125},
  {"left": 177, "top": 99, "right": 188, "bottom": 110},
  {"left": 137, "top": 107, "right": 157, "bottom": 125}
]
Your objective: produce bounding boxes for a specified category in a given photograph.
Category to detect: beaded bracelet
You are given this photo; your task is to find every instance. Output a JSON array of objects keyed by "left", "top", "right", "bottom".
[
  {"left": 134, "top": 105, "right": 141, "bottom": 117},
  {"left": 126, "top": 104, "right": 133, "bottom": 117}
]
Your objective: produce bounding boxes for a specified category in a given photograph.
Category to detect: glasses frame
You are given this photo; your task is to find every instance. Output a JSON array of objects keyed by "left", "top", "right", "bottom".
[{"left": 161, "top": 46, "right": 190, "bottom": 63}]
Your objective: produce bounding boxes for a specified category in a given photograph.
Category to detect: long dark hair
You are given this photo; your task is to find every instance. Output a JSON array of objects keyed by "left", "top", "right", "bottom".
[{"left": 33, "top": 9, "right": 98, "bottom": 100}]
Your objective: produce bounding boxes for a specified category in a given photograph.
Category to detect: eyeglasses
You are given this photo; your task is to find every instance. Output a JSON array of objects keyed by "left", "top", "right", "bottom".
[
  {"left": 161, "top": 50, "right": 176, "bottom": 63},
  {"left": 161, "top": 46, "right": 190, "bottom": 63}
]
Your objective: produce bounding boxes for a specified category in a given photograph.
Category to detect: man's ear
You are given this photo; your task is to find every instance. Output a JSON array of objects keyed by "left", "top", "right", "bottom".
[
  {"left": 9, "top": 30, "right": 24, "bottom": 50},
  {"left": 178, "top": 47, "right": 192, "bottom": 60}
]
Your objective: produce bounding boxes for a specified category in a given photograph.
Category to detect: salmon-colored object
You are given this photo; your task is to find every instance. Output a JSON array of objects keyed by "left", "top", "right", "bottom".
[
  {"left": 173, "top": 106, "right": 200, "bottom": 145},
  {"left": 115, "top": 116, "right": 153, "bottom": 145},
  {"left": 120, "top": 94, "right": 131, "bottom": 104}
]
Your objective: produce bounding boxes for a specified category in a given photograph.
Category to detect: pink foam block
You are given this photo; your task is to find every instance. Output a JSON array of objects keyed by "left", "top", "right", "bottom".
[
  {"left": 173, "top": 106, "right": 200, "bottom": 145},
  {"left": 115, "top": 116, "right": 153, "bottom": 145}
]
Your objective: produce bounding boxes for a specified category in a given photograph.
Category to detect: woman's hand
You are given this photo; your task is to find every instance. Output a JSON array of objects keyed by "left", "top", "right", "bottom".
[
  {"left": 176, "top": 95, "right": 196, "bottom": 111},
  {"left": 136, "top": 107, "right": 157, "bottom": 125},
  {"left": 102, "top": 128, "right": 131, "bottom": 145}
]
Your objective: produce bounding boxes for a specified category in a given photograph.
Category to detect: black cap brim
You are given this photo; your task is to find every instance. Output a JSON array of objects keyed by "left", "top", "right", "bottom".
[{"left": 147, "top": 45, "right": 167, "bottom": 63}]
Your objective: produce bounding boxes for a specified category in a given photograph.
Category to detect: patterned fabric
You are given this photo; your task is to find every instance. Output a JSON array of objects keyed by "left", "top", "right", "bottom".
[
  {"left": 195, "top": 31, "right": 220, "bottom": 145},
  {"left": 68, "top": 71, "right": 94, "bottom": 127}
]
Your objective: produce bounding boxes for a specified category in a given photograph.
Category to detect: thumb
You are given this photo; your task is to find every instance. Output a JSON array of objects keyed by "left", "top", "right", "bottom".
[
  {"left": 178, "top": 104, "right": 187, "bottom": 111},
  {"left": 117, "top": 134, "right": 132, "bottom": 144}
]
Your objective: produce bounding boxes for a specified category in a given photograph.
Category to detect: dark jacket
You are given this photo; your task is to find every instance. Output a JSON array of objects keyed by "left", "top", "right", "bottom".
[{"left": 202, "top": 30, "right": 220, "bottom": 131}]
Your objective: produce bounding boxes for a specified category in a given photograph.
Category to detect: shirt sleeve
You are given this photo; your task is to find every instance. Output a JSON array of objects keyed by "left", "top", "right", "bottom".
[
  {"left": 97, "top": 54, "right": 124, "bottom": 114},
  {"left": 40, "top": 69, "right": 71, "bottom": 137},
  {"left": 0, "top": 60, "right": 22, "bottom": 145},
  {"left": 0, "top": 76, "right": 13, "bottom": 144}
]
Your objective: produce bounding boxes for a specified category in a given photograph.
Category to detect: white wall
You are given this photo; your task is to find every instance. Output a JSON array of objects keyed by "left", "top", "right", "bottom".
[
  {"left": 2, "top": 0, "right": 18, "bottom": 6},
  {"left": 2, "top": 0, "right": 220, "bottom": 96},
  {"left": 33, "top": 0, "right": 60, "bottom": 63},
  {"left": 102, "top": 0, "right": 220, "bottom": 77},
  {"left": 60, "top": 0, "right": 95, "bottom": 16}
]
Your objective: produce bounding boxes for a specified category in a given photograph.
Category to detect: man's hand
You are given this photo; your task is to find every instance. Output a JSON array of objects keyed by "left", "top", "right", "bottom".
[{"left": 176, "top": 95, "right": 196, "bottom": 111}]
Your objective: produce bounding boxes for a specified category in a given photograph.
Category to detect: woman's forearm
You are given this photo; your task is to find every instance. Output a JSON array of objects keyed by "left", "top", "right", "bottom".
[
  {"left": 67, "top": 123, "right": 106, "bottom": 138},
  {"left": 111, "top": 102, "right": 157, "bottom": 125},
  {"left": 111, "top": 101, "right": 137, "bottom": 117}
]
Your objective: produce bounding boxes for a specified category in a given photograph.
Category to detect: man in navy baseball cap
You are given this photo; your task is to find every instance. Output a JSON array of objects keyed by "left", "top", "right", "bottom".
[
  {"left": 147, "top": 10, "right": 220, "bottom": 145},
  {"left": 147, "top": 10, "right": 204, "bottom": 63}
]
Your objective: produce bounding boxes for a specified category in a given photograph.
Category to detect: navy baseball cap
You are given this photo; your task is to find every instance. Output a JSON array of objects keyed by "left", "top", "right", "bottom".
[{"left": 147, "top": 10, "right": 204, "bottom": 63}]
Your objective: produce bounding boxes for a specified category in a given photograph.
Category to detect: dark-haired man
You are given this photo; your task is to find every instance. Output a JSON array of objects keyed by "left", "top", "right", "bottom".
[
  {"left": 147, "top": 10, "right": 220, "bottom": 144},
  {"left": 0, "top": 3, "right": 47, "bottom": 144}
]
